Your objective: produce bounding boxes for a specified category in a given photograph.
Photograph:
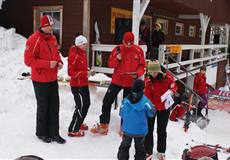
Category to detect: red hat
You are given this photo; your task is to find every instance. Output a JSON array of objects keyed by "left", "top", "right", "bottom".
[
  {"left": 123, "top": 32, "right": 134, "bottom": 45},
  {"left": 40, "top": 15, "right": 54, "bottom": 28}
]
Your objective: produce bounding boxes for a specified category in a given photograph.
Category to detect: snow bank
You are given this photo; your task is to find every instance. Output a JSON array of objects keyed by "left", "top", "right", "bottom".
[{"left": 0, "top": 0, "right": 5, "bottom": 9}]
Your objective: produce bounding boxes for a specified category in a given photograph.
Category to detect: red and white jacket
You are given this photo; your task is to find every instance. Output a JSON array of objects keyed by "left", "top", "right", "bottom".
[
  {"left": 144, "top": 74, "right": 178, "bottom": 111},
  {"left": 67, "top": 46, "right": 88, "bottom": 87},
  {"left": 193, "top": 72, "right": 208, "bottom": 95},
  {"left": 109, "top": 44, "right": 146, "bottom": 87},
  {"left": 24, "top": 31, "right": 62, "bottom": 82}
]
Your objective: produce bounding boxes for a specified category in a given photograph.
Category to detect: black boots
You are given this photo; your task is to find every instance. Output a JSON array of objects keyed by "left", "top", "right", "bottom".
[
  {"left": 37, "top": 135, "right": 66, "bottom": 144},
  {"left": 37, "top": 136, "right": 52, "bottom": 143},
  {"left": 51, "top": 135, "right": 66, "bottom": 144}
]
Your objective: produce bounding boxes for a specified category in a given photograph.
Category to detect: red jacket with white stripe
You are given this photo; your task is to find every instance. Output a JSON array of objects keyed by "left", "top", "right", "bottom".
[
  {"left": 109, "top": 44, "right": 146, "bottom": 87},
  {"left": 24, "top": 31, "right": 62, "bottom": 82},
  {"left": 144, "top": 74, "right": 178, "bottom": 111},
  {"left": 193, "top": 72, "right": 208, "bottom": 95},
  {"left": 68, "top": 46, "right": 88, "bottom": 87}
]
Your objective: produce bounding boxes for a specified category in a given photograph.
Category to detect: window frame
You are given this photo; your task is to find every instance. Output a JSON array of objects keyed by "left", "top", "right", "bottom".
[
  {"left": 175, "top": 22, "right": 184, "bottom": 36},
  {"left": 33, "top": 5, "right": 63, "bottom": 47}
]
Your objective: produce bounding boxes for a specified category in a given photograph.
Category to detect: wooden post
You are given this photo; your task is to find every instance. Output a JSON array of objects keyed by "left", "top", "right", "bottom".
[
  {"left": 132, "top": 0, "right": 150, "bottom": 44},
  {"left": 225, "top": 24, "right": 229, "bottom": 54},
  {"left": 83, "top": 0, "right": 90, "bottom": 63}
]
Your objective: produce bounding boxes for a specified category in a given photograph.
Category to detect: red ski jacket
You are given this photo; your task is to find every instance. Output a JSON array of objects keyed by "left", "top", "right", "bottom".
[
  {"left": 193, "top": 73, "right": 208, "bottom": 95},
  {"left": 144, "top": 74, "right": 178, "bottom": 111},
  {"left": 109, "top": 44, "right": 146, "bottom": 87},
  {"left": 24, "top": 31, "right": 62, "bottom": 82},
  {"left": 68, "top": 46, "right": 88, "bottom": 87}
]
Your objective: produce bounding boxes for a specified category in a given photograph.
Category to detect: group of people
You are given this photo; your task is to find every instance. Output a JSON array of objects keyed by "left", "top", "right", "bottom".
[
  {"left": 24, "top": 15, "right": 211, "bottom": 160},
  {"left": 139, "top": 20, "right": 165, "bottom": 60}
]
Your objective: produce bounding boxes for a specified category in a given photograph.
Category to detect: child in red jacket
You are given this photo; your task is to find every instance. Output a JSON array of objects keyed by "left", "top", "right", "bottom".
[
  {"left": 67, "top": 35, "right": 90, "bottom": 137},
  {"left": 193, "top": 65, "right": 213, "bottom": 117}
]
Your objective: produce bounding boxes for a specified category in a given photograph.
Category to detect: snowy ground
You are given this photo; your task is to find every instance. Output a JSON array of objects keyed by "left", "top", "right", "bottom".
[{"left": 0, "top": 28, "right": 230, "bottom": 159}]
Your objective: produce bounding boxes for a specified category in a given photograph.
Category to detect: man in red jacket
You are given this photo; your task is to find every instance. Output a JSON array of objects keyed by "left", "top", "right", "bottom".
[
  {"left": 90, "top": 32, "right": 146, "bottom": 135},
  {"left": 24, "top": 15, "right": 66, "bottom": 144},
  {"left": 193, "top": 65, "right": 213, "bottom": 117}
]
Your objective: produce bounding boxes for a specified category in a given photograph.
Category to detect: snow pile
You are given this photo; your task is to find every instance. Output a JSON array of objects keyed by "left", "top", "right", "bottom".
[
  {"left": 0, "top": 0, "right": 5, "bottom": 9},
  {"left": 0, "top": 28, "right": 229, "bottom": 159},
  {"left": 0, "top": 27, "right": 26, "bottom": 54}
]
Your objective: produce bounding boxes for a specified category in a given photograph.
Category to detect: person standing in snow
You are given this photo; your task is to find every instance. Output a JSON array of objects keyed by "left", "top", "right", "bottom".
[
  {"left": 193, "top": 65, "right": 213, "bottom": 117},
  {"left": 117, "top": 79, "right": 156, "bottom": 160},
  {"left": 67, "top": 35, "right": 91, "bottom": 137},
  {"left": 24, "top": 15, "right": 66, "bottom": 144},
  {"left": 144, "top": 60, "right": 177, "bottom": 160},
  {"left": 90, "top": 32, "right": 146, "bottom": 135}
]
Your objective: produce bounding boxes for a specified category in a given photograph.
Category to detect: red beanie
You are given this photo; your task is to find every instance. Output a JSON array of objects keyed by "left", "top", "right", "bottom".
[
  {"left": 40, "top": 15, "right": 54, "bottom": 28},
  {"left": 123, "top": 32, "right": 134, "bottom": 45}
]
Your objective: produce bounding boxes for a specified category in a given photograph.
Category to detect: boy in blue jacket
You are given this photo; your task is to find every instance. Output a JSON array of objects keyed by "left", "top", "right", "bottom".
[{"left": 117, "top": 79, "right": 156, "bottom": 160}]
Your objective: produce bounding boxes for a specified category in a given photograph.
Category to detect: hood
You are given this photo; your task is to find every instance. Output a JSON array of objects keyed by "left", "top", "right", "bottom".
[{"left": 124, "top": 95, "right": 147, "bottom": 111}]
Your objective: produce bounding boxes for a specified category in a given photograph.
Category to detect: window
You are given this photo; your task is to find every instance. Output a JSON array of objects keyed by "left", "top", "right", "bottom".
[
  {"left": 189, "top": 25, "right": 196, "bottom": 37},
  {"left": 175, "top": 22, "right": 184, "bottom": 36},
  {"left": 33, "top": 6, "right": 63, "bottom": 47},
  {"left": 156, "top": 18, "right": 168, "bottom": 35}
]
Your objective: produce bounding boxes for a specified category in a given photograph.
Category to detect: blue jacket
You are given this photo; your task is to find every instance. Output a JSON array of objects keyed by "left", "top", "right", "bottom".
[{"left": 120, "top": 95, "right": 156, "bottom": 136}]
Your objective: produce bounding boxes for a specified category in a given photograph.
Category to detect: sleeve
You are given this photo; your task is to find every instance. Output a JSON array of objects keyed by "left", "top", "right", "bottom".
[
  {"left": 193, "top": 75, "right": 198, "bottom": 92},
  {"left": 144, "top": 81, "right": 153, "bottom": 103},
  {"left": 108, "top": 47, "right": 120, "bottom": 68},
  {"left": 24, "top": 36, "right": 50, "bottom": 69},
  {"left": 67, "top": 48, "right": 88, "bottom": 78},
  {"left": 136, "top": 47, "right": 146, "bottom": 77},
  {"left": 145, "top": 100, "right": 156, "bottom": 118},
  {"left": 119, "top": 100, "right": 126, "bottom": 118},
  {"left": 168, "top": 75, "right": 178, "bottom": 94}
]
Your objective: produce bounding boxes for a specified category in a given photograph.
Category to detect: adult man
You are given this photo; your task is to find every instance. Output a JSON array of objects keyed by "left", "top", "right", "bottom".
[
  {"left": 24, "top": 15, "right": 66, "bottom": 144},
  {"left": 151, "top": 23, "right": 165, "bottom": 60},
  {"left": 90, "top": 32, "right": 146, "bottom": 135}
]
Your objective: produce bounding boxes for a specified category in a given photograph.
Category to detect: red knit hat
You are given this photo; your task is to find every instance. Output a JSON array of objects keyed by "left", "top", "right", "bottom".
[
  {"left": 123, "top": 32, "right": 134, "bottom": 45},
  {"left": 40, "top": 15, "right": 54, "bottom": 28}
]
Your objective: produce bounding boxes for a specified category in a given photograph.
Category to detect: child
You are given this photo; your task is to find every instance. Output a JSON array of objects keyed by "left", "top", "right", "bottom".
[
  {"left": 117, "top": 79, "right": 156, "bottom": 160},
  {"left": 67, "top": 35, "right": 91, "bottom": 137}
]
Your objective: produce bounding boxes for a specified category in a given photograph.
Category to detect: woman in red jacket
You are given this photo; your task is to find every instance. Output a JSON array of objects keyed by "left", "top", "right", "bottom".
[
  {"left": 144, "top": 60, "right": 177, "bottom": 160},
  {"left": 67, "top": 35, "right": 90, "bottom": 137}
]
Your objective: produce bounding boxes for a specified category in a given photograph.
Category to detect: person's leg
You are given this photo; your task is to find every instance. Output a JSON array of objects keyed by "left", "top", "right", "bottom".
[
  {"left": 47, "top": 81, "right": 60, "bottom": 137},
  {"left": 117, "top": 135, "right": 132, "bottom": 160},
  {"left": 68, "top": 87, "right": 83, "bottom": 133},
  {"left": 144, "top": 116, "right": 156, "bottom": 155},
  {"left": 99, "top": 83, "right": 122, "bottom": 124},
  {"left": 156, "top": 109, "right": 170, "bottom": 154},
  {"left": 197, "top": 94, "right": 208, "bottom": 116},
  {"left": 134, "top": 136, "right": 146, "bottom": 160},
  {"left": 79, "top": 86, "right": 90, "bottom": 123},
  {"left": 123, "top": 87, "right": 132, "bottom": 99},
  {"left": 32, "top": 81, "right": 49, "bottom": 137}
]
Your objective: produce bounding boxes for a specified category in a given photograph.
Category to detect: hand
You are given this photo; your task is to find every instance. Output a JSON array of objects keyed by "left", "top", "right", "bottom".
[
  {"left": 118, "top": 129, "right": 124, "bottom": 137},
  {"left": 50, "top": 61, "right": 58, "bottom": 68},
  {"left": 58, "top": 62, "right": 63, "bottom": 70},
  {"left": 169, "top": 89, "right": 174, "bottom": 96},
  {"left": 117, "top": 53, "right": 122, "bottom": 61}
]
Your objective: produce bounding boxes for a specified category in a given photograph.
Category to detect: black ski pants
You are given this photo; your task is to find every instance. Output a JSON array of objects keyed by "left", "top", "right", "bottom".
[
  {"left": 145, "top": 109, "right": 170, "bottom": 155},
  {"left": 68, "top": 86, "right": 90, "bottom": 132},
  {"left": 99, "top": 83, "right": 131, "bottom": 124},
  {"left": 32, "top": 80, "right": 60, "bottom": 137},
  {"left": 117, "top": 135, "right": 146, "bottom": 160}
]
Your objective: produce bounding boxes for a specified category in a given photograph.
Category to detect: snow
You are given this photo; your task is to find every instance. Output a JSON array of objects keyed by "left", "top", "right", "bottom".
[
  {"left": 0, "top": 27, "right": 230, "bottom": 159},
  {"left": 0, "top": 0, "right": 5, "bottom": 9}
]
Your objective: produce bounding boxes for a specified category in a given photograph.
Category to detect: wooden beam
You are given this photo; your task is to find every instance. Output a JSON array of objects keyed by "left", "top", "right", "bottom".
[
  {"left": 83, "top": 0, "right": 90, "bottom": 62},
  {"left": 178, "top": 14, "right": 200, "bottom": 19}
]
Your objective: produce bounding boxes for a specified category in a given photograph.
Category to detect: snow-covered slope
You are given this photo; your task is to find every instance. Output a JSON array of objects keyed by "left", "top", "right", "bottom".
[{"left": 0, "top": 28, "right": 229, "bottom": 159}]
